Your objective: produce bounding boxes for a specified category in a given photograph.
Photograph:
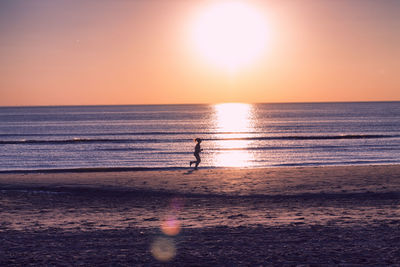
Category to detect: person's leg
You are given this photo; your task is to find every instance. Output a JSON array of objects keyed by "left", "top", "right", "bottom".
[
  {"left": 194, "top": 154, "right": 201, "bottom": 169},
  {"left": 190, "top": 153, "right": 197, "bottom": 166}
]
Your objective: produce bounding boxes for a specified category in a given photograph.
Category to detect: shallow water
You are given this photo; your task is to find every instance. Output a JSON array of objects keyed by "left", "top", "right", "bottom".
[{"left": 1, "top": 102, "right": 400, "bottom": 171}]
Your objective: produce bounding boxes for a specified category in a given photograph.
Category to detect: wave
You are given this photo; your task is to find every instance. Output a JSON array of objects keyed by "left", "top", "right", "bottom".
[
  {"left": 272, "top": 160, "right": 400, "bottom": 167},
  {"left": 0, "top": 138, "right": 187, "bottom": 145},
  {"left": 96, "top": 147, "right": 157, "bottom": 152},
  {"left": 0, "top": 131, "right": 251, "bottom": 137},
  {"left": 0, "top": 166, "right": 188, "bottom": 174},
  {"left": 1, "top": 134, "right": 398, "bottom": 145},
  {"left": 213, "top": 134, "right": 399, "bottom": 141},
  {"left": 210, "top": 145, "right": 352, "bottom": 151}
]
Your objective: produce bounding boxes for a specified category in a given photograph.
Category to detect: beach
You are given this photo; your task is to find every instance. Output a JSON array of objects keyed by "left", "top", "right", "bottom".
[
  {"left": 0, "top": 164, "right": 399, "bottom": 265},
  {"left": 2, "top": 0, "right": 400, "bottom": 264}
]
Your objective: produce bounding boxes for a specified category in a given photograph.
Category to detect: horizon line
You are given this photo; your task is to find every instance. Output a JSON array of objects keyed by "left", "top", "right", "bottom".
[{"left": 1, "top": 100, "right": 399, "bottom": 108}]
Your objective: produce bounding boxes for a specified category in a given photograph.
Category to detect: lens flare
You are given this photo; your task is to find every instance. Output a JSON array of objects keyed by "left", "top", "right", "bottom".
[
  {"left": 150, "top": 237, "right": 176, "bottom": 262},
  {"left": 161, "top": 215, "right": 181, "bottom": 236}
]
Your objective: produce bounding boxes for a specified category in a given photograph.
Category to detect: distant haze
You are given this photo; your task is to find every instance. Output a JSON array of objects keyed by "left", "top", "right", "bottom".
[{"left": 1, "top": 0, "right": 399, "bottom": 106}]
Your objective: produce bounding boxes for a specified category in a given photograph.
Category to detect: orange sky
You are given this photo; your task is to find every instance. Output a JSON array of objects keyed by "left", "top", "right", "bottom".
[{"left": 0, "top": 0, "right": 399, "bottom": 106}]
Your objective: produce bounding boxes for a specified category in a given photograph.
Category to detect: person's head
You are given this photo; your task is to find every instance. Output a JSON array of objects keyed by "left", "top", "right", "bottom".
[{"left": 195, "top": 138, "right": 202, "bottom": 143}]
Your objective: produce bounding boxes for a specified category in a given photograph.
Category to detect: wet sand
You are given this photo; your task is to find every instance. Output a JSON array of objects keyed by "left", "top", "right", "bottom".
[{"left": 1, "top": 165, "right": 399, "bottom": 265}]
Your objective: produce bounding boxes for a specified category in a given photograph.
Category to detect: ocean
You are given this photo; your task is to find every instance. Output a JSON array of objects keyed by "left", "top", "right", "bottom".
[{"left": 1, "top": 102, "right": 399, "bottom": 171}]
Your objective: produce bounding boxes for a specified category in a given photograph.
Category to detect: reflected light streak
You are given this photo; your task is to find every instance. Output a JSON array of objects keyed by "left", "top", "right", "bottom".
[
  {"left": 212, "top": 103, "right": 255, "bottom": 167},
  {"left": 214, "top": 103, "right": 253, "bottom": 133}
]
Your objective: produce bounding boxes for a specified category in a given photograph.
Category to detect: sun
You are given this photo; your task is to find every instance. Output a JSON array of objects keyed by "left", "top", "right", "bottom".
[{"left": 190, "top": 1, "right": 269, "bottom": 73}]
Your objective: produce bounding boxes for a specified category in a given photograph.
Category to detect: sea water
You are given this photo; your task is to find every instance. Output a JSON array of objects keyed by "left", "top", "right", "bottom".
[{"left": 1, "top": 102, "right": 399, "bottom": 171}]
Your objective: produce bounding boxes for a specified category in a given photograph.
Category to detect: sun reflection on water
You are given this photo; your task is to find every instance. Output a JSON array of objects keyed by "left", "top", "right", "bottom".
[{"left": 211, "top": 103, "right": 255, "bottom": 167}]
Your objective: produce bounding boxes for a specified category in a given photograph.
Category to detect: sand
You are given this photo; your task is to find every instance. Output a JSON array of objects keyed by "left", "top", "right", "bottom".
[{"left": 0, "top": 165, "right": 399, "bottom": 265}]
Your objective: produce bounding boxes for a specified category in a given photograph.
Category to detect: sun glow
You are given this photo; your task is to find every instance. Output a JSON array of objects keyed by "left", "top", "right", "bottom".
[{"left": 191, "top": 1, "right": 269, "bottom": 72}]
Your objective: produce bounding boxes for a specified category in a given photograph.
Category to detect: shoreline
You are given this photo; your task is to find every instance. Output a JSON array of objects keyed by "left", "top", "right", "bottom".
[
  {"left": 1, "top": 164, "right": 399, "bottom": 229},
  {"left": 1, "top": 162, "right": 400, "bottom": 174},
  {"left": 1, "top": 164, "right": 399, "bottom": 194}
]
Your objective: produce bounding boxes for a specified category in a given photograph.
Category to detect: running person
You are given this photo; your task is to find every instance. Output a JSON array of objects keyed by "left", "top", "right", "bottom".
[{"left": 190, "top": 138, "right": 203, "bottom": 170}]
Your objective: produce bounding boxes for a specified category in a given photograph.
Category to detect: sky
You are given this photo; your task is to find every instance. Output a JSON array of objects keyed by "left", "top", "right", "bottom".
[{"left": 0, "top": 0, "right": 399, "bottom": 106}]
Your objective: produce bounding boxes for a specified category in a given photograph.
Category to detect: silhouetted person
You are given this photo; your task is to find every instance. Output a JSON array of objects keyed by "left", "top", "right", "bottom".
[{"left": 190, "top": 138, "right": 203, "bottom": 170}]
